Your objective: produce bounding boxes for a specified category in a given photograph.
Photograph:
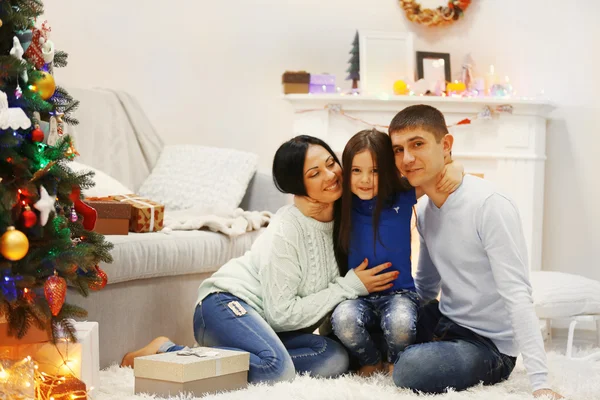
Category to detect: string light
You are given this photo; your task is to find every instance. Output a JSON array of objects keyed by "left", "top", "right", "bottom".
[{"left": 1, "top": 349, "right": 90, "bottom": 399}]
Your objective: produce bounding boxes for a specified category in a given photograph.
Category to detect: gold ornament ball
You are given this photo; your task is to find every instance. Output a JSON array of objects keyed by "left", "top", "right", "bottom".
[
  {"left": 1, "top": 226, "right": 29, "bottom": 261},
  {"left": 33, "top": 71, "right": 56, "bottom": 100},
  {"left": 393, "top": 80, "right": 409, "bottom": 95}
]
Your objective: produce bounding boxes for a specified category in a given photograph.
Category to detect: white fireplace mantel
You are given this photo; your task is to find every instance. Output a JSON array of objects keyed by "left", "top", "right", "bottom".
[{"left": 284, "top": 94, "right": 555, "bottom": 271}]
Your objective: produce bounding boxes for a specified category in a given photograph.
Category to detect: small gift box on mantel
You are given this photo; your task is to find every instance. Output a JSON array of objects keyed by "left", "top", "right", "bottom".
[
  {"left": 282, "top": 70, "right": 310, "bottom": 94},
  {"left": 84, "top": 197, "right": 132, "bottom": 235},
  {"left": 309, "top": 73, "right": 336, "bottom": 94},
  {"left": 111, "top": 194, "right": 164, "bottom": 233},
  {"left": 134, "top": 347, "right": 250, "bottom": 398}
]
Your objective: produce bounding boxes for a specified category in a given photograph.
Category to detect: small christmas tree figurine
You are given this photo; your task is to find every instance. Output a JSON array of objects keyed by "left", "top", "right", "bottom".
[
  {"left": 346, "top": 31, "right": 360, "bottom": 91},
  {"left": 0, "top": 0, "right": 113, "bottom": 343}
]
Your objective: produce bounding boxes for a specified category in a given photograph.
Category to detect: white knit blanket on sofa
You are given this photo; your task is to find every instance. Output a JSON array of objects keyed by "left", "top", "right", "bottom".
[{"left": 162, "top": 205, "right": 272, "bottom": 237}]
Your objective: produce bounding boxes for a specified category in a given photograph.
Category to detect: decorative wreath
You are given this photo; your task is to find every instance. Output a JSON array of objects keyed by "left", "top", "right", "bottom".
[{"left": 399, "top": 0, "right": 471, "bottom": 27}]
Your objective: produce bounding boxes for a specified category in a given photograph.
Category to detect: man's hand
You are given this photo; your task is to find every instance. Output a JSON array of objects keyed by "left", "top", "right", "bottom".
[
  {"left": 293, "top": 195, "right": 328, "bottom": 218},
  {"left": 533, "top": 389, "right": 564, "bottom": 399}
]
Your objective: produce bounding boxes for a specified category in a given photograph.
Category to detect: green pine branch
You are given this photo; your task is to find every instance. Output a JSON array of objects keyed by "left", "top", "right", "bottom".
[
  {"left": 0, "top": 56, "right": 27, "bottom": 82},
  {"left": 53, "top": 51, "right": 68, "bottom": 68}
]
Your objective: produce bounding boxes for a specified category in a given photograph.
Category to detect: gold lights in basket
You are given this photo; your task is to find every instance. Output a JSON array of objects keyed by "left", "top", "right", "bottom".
[{"left": 0, "top": 355, "right": 89, "bottom": 400}]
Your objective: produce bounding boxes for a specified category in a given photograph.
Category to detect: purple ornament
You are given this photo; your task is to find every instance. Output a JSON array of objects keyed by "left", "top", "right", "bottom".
[
  {"left": 15, "top": 84, "right": 23, "bottom": 99},
  {"left": 70, "top": 207, "right": 78, "bottom": 222}
]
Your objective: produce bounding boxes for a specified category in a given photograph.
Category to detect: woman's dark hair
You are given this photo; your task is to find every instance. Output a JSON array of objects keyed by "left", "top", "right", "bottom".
[
  {"left": 338, "top": 129, "right": 412, "bottom": 262},
  {"left": 272, "top": 135, "right": 347, "bottom": 274},
  {"left": 272, "top": 135, "right": 341, "bottom": 195}
]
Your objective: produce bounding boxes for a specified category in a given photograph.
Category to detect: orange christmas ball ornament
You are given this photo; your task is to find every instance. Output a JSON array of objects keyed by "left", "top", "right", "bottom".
[
  {"left": 1, "top": 226, "right": 29, "bottom": 261},
  {"left": 89, "top": 265, "right": 108, "bottom": 290}
]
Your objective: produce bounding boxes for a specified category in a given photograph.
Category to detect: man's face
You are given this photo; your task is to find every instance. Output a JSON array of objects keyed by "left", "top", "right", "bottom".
[{"left": 390, "top": 128, "right": 452, "bottom": 188}]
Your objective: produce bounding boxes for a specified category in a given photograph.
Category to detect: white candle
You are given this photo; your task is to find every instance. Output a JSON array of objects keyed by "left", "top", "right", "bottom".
[{"left": 485, "top": 65, "right": 498, "bottom": 95}]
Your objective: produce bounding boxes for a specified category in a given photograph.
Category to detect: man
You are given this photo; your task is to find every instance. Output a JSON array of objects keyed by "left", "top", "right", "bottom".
[{"left": 389, "top": 104, "right": 562, "bottom": 398}]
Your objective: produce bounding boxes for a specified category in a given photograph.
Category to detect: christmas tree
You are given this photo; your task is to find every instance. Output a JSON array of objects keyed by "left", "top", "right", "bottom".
[
  {"left": 0, "top": 0, "right": 113, "bottom": 342},
  {"left": 345, "top": 31, "right": 360, "bottom": 90}
]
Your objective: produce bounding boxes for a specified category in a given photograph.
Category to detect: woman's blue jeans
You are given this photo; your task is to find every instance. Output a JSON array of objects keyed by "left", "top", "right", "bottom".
[{"left": 162, "top": 292, "right": 349, "bottom": 383}]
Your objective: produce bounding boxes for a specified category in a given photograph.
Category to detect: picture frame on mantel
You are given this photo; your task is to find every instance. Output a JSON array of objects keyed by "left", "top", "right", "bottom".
[
  {"left": 416, "top": 51, "right": 451, "bottom": 83},
  {"left": 359, "top": 30, "right": 414, "bottom": 95}
]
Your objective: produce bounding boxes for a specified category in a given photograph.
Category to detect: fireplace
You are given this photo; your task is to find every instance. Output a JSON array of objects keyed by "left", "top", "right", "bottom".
[{"left": 285, "top": 94, "right": 554, "bottom": 271}]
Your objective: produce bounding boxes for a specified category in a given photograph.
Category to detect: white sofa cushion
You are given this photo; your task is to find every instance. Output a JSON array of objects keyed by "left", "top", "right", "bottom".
[
  {"left": 69, "top": 160, "right": 133, "bottom": 197},
  {"left": 101, "top": 229, "right": 264, "bottom": 284},
  {"left": 530, "top": 271, "right": 600, "bottom": 319},
  {"left": 138, "top": 145, "right": 258, "bottom": 211}
]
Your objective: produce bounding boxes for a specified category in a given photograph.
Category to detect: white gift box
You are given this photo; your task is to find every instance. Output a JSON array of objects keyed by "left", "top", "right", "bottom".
[
  {"left": 0, "top": 321, "right": 99, "bottom": 397},
  {"left": 135, "top": 347, "right": 250, "bottom": 397}
]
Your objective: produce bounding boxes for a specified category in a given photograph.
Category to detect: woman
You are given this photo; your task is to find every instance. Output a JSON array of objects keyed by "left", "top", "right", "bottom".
[{"left": 122, "top": 135, "right": 398, "bottom": 383}]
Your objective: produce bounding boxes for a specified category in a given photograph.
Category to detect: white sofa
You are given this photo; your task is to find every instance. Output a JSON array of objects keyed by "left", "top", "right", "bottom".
[{"left": 65, "top": 88, "right": 289, "bottom": 368}]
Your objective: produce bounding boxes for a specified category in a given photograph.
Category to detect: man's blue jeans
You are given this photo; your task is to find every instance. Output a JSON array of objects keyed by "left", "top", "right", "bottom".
[
  {"left": 331, "top": 291, "right": 419, "bottom": 365},
  {"left": 393, "top": 300, "right": 517, "bottom": 394},
  {"left": 161, "top": 292, "right": 349, "bottom": 383}
]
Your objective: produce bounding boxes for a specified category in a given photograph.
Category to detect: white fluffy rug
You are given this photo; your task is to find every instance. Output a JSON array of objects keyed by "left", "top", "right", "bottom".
[{"left": 94, "top": 349, "right": 600, "bottom": 400}]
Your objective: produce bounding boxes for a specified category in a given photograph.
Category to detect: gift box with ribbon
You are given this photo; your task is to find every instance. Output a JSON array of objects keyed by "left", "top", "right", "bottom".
[
  {"left": 134, "top": 347, "right": 249, "bottom": 397},
  {"left": 111, "top": 194, "right": 165, "bottom": 233}
]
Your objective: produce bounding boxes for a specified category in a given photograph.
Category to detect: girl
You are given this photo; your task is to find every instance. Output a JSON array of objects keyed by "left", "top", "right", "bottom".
[{"left": 331, "top": 129, "right": 463, "bottom": 376}]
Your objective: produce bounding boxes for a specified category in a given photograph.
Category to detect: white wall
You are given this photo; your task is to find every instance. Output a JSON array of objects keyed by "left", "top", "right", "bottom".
[{"left": 43, "top": 0, "right": 600, "bottom": 280}]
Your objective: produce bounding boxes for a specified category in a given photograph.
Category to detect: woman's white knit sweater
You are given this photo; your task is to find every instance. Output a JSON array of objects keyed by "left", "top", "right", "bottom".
[{"left": 196, "top": 205, "right": 368, "bottom": 332}]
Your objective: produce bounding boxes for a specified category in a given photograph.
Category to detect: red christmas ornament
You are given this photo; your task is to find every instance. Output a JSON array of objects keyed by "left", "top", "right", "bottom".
[
  {"left": 22, "top": 206, "right": 38, "bottom": 228},
  {"left": 44, "top": 272, "right": 66, "bottom": 316},
  {"left": 69, "top": 186, "right": 97, "bottom": 230},
  {"left": 89, "top": 265, "right": 108, "bottom": 291},
  {"left": 31, "top": 127, "right": 44, "bottom": 142}
]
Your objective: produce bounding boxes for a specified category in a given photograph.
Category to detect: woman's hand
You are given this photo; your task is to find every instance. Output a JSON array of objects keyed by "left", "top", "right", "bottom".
[
  {"left": 353, "top": 258, "right": 398, "bottom": 293},
  {"left": 294, "top": 195, "right": 329, "bottom": 218},
  {"left": 437, "top": 160, "right": 464, "bottom": 193}
]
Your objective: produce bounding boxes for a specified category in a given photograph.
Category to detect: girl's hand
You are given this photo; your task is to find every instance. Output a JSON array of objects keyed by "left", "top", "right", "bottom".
[
  {"left": 294, "top": 195, "right": 329, "bottom": 218},
  {"left": 437, "top": 160, "right": 464, "bottom": 193},
  {"left": 353, "top": 258, "right": 398, "bottom": 293}
]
